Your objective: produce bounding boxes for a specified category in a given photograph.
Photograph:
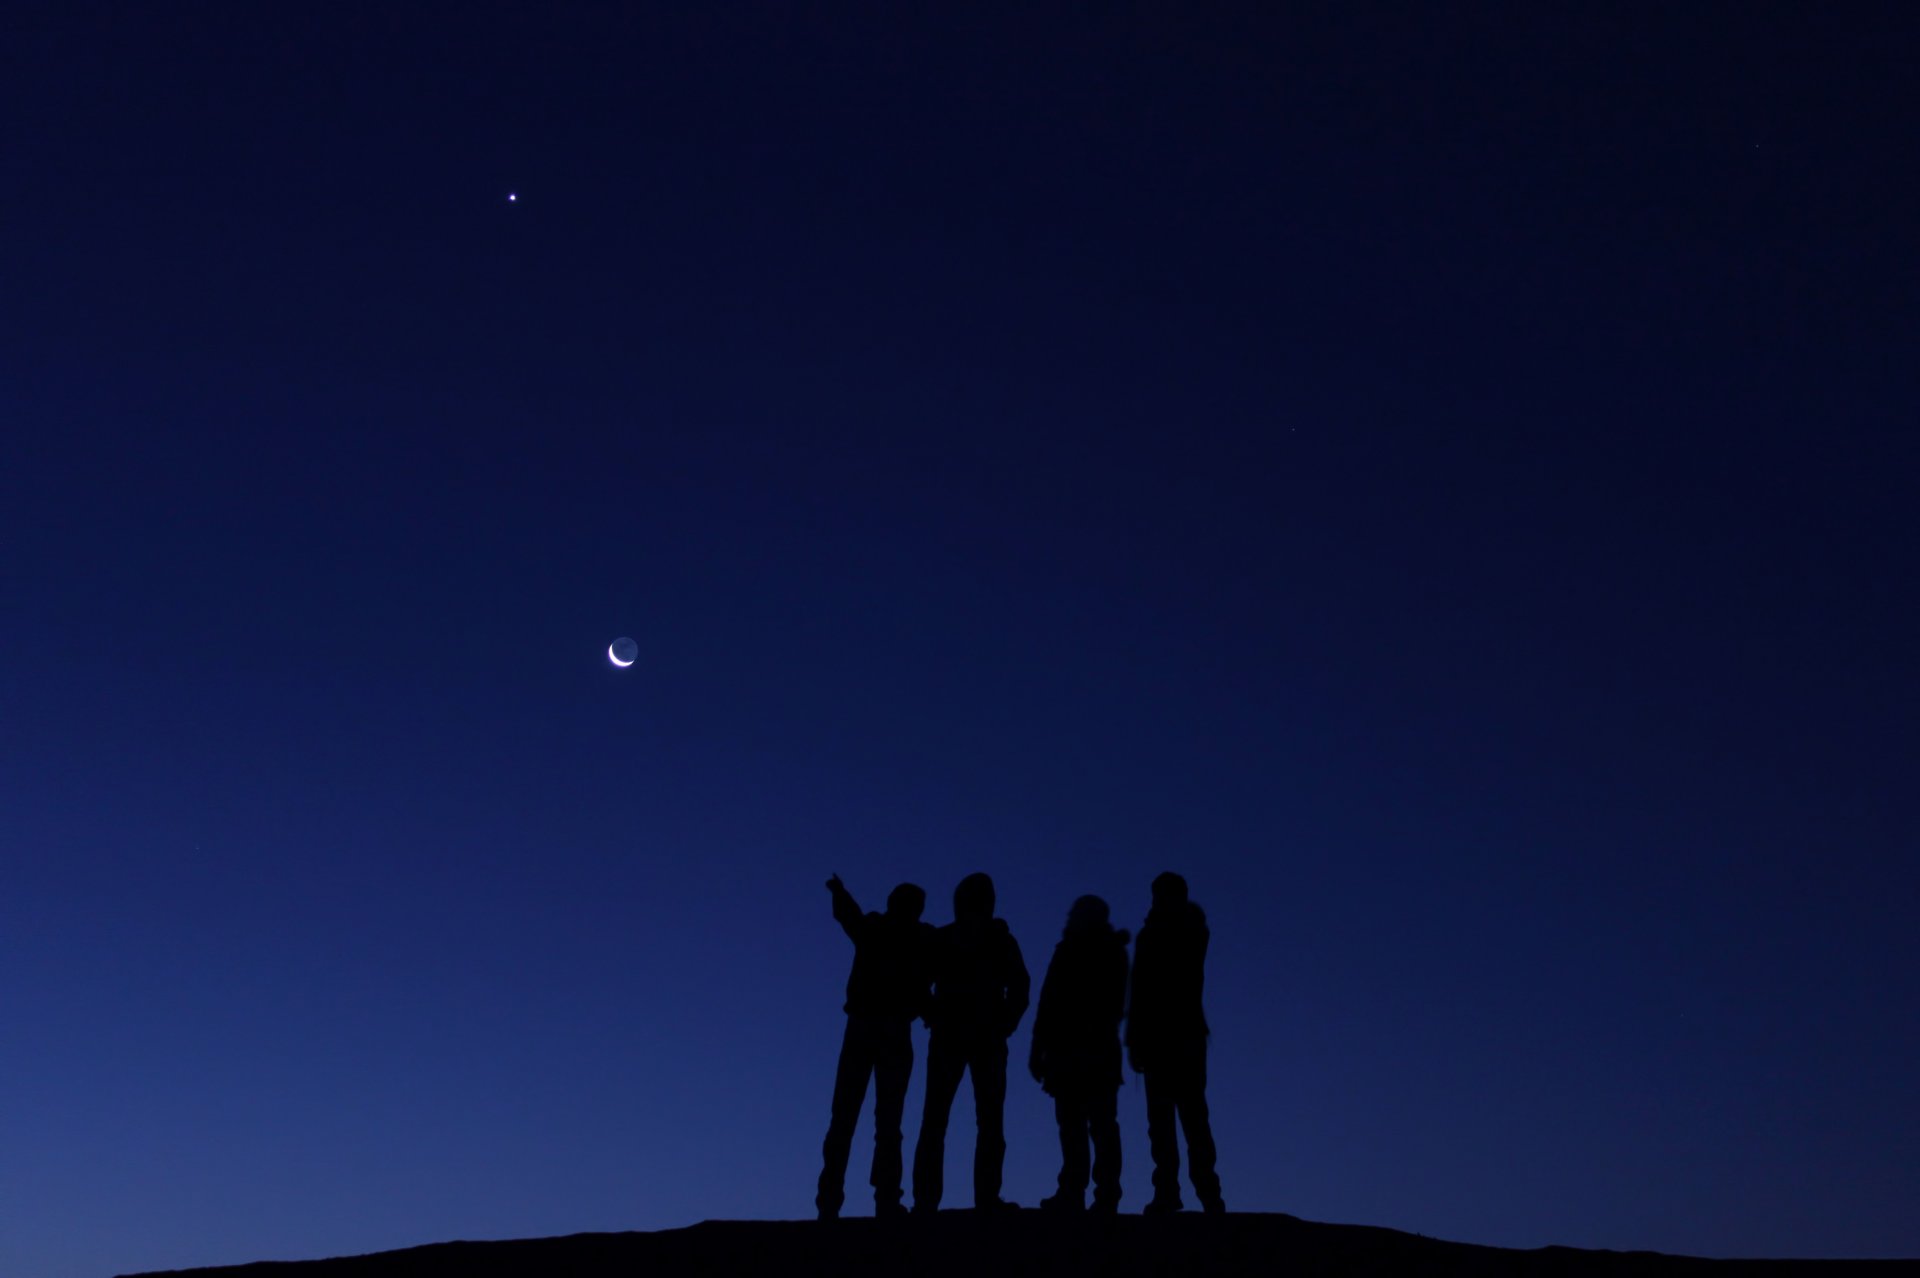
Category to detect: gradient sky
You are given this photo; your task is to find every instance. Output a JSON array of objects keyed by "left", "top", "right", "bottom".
[{"left": 4, "top": 5, "right": 1917, "bottom": 1275}]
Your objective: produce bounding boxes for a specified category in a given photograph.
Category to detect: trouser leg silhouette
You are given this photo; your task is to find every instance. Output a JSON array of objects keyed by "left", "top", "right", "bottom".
[
  {"left": 818, "top": 1017, "right": 876, "bottom": 1215},
  {"left": 912, "top": 1033, "right": 968, "bottom": 1210},
  {"left": 1144, "top": 1070, "right": 1183, "bottom": 1204},
  {"left": 869, "top": 1022, "right": 912, "bottom": 1208},
  {"left": 1088, "top": 1084, "right": 1122, "bottom": 1206},
  {"left": 969, "top": 1039, "right": 1008, "bottom": 1206},
  {"left": 819, "top": 1016, "right": 913, "bottom": 1215},
  {"left": 1178, "top": 1080, "right": 1221, "bottom": 1207},
  {"left": 1053, "top": 1092, "right": 1090, "bottom": 1199},
  {"left": 1145, "top": 1044, "right": 1220, "bottom": 1208}
]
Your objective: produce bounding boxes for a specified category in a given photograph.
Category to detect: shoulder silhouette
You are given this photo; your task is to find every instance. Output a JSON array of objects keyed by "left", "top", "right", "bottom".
[
  {"left": 1031, "top": 896, "right": 1130, "bottom": 1095},
  {"left": 924, "top": 871, "right": 1030, "bottom": 1038},
  {"left": 1128, "top": 890, "right": 1209, "bottom": 1062},
  {"left": 831, "top": 875, "right": 937, "bottom": 1021}
]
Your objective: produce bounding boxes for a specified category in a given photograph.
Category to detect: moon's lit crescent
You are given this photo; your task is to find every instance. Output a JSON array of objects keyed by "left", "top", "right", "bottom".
[{"left": 608, "top": 644, "right": 634, "bottom": 668}]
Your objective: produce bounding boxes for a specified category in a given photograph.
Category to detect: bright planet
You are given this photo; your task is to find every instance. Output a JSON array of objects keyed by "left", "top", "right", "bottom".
[{"left": 608, "top": 636, "right": 638, "bottom": 667}]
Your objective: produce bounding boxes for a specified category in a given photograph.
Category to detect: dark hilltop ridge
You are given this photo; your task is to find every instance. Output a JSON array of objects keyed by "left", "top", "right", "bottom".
[{"left": 120, "top": 1212, "right": 1916, "bottom": 1278}]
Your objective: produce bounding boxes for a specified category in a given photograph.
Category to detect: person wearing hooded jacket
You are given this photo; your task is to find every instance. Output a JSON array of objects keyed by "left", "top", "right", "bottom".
[
  {"left": 1029, "top": 894, "right": 1130, "bottom": 1213},
  {"left": 1127, "top": 871, "right": 1225, "bottom": 1214},
  {"left": 816, "top": 874, "right": 935, "bottom": 1220},
  {"left": 910, "top": 872, "right": 1030, "bottom": 1212}
]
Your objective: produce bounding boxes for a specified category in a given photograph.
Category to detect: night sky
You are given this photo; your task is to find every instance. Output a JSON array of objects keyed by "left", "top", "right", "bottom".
[{"left": 5, "top": 5, "right": 1918, "bottom": 1275}]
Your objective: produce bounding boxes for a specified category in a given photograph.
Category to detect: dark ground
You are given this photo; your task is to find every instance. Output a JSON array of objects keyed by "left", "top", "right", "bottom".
[{"left": 122, "top": 1212, "right": 1918, "bottom": 1277}]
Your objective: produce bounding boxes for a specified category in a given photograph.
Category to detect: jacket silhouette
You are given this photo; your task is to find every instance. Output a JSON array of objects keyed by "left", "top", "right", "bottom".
[
  {"left": 1127, "top": 871, "right": 1224, "bottom": 1214},
  {"left": 816, "top": 875, "right": 934, "bottom": 1219},
  {"left": 1029, "top": 894, "right": 1129, "bottom": 1212},
  {"left": 911, "top": 872, "right": 1029, "bottom": 1212}
]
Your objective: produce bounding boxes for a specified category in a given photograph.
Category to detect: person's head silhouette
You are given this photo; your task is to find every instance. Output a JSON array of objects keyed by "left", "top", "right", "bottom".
[
  {"left": 1151, "top": 871, "right": 1188, "bottom": 908},
  {"left": 886, "top": 883, "right": 927, "bottom": 921},
  {"left": 1066, "top": 894, "right": 1110, "bottom": 933},
  {"left": 953, "top": 872, "right": 995, "bottom": 923}
]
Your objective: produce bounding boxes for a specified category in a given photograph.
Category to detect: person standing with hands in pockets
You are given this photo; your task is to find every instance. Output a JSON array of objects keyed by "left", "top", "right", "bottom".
[{"left": 911, "top": 872, "right": 1029, "bottom": 1213}]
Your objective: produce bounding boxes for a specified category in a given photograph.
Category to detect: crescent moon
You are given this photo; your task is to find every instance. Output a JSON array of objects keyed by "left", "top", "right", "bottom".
[{"left": 608, "top": 644, "right": 634, "bottom": 668}]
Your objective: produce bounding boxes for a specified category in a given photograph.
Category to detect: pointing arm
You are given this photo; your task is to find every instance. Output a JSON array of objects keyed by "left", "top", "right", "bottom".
[{"left": 827, "top": 874, "right": 863, "bottom": 941}]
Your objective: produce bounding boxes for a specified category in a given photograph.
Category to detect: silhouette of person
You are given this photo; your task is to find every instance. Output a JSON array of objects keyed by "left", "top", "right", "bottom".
[
  {"left": 1029, "top": 894, "right": 1130, "bottom": 1213},
  {"left": 1127, "top": 871, "right": 1225, "bottom": 1214},
  {"left": 911, "top": 872, "right": 1030, "bottom": 1213},
  {"left": 817, "top": 873, "right": 935, "bottom": 1220}
]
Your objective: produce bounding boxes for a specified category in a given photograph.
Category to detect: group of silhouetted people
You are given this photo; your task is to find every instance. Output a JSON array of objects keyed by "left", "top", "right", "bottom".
[{"left": 816, "top": 871, "right": 1223, "bottom": 1219}]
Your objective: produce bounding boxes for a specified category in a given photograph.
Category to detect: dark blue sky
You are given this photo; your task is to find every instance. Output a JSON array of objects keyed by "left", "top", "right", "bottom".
[{"left": 4, "top": 5, "right": 1917, "bottom": 1274}]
